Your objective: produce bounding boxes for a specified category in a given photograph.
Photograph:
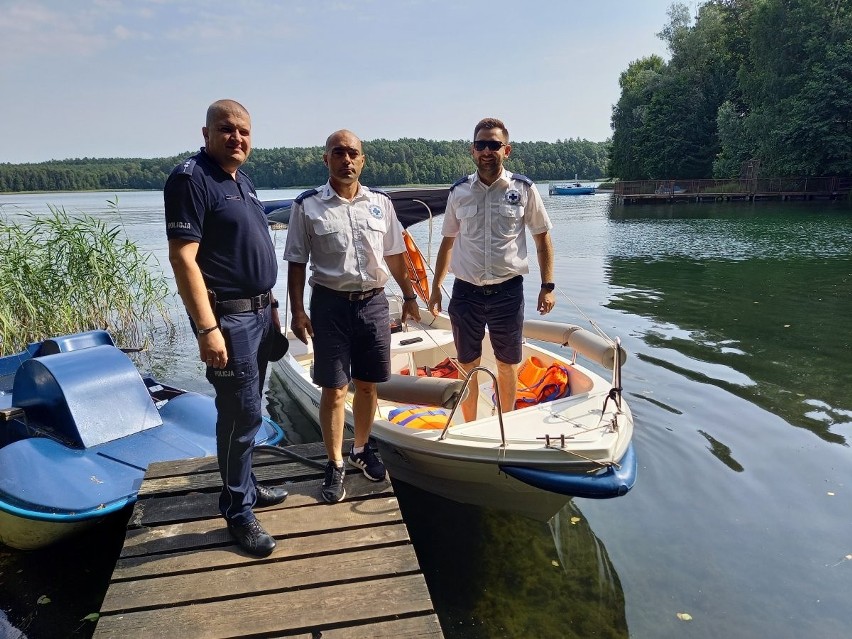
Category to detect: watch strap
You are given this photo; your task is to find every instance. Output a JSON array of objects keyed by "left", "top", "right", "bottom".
[{"left": 197, "top": 325, "right": 220, "bottom": 336}]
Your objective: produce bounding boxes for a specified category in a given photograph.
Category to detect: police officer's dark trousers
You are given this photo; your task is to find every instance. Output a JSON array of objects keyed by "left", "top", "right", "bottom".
[{"left": 206, "top": 305, "right": 273, "bottom": 526}]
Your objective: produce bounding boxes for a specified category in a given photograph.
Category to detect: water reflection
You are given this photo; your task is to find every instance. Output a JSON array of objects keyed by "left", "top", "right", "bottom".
[
  {"left": 395, "top": 482, "right": 627, "bottom": 639},
  {"left": 602, "top": 203, "right": 852, "bottom": 444},
  {"left": 266, "top": 368, "right": 322, "bottom": 445}
]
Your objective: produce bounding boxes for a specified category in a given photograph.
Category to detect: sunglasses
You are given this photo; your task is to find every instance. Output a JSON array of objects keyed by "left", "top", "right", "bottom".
[{"left": 473, "top": 140, "right": 506, "bottom": 152}]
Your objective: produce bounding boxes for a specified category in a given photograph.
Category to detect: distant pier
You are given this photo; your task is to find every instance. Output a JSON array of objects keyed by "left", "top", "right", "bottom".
[
  {"left": 612, "top": 177, "right": 852, "bottom": 205},
  {"left": 93, "top": 441, "right": 443, "bottom": 638}
]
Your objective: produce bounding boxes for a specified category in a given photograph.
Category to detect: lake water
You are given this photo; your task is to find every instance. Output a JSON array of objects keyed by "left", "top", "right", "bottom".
[{"left": 1, "top": 188, "right": 851, "bottom": 638}]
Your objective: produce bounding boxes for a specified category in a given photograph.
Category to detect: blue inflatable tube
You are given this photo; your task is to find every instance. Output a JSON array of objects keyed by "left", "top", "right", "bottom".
[{"left": 500, "top": 442, "right": 637, "bottom": 499}]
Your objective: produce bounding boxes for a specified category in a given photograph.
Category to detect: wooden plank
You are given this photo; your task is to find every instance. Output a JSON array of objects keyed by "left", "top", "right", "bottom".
[
  {"left": 271, "top": 616, "right": 444, "bottom": 639},
  {"left": 94, "top": 574, "right": 432, "bottom": 639},
  {"left": 136, "top": 460, "right": 324, "bottom": 497},
  {"left": 102, "top": 544, "right": 419, "bottom": 613},
  {"left": 111, "top": 523, "right": 411, "bottom": 580},
  {"left": 120, "top": 489, "right": 401, "bottom": 558},
  {"left": 130, "top": 472, "right": 388, "bottom": 526},
  {"left": 141, "top": 441, "right": 331, "bottom": 480}
]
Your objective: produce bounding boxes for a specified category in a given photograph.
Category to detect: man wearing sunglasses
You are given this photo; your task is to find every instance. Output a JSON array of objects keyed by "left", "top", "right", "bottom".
[{"left": 428, "top": 117, "right": 555, "bottom": 422}]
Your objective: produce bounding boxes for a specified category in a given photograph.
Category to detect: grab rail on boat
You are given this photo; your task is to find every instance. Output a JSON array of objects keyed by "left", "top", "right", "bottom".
[{"left": 438, "top": 365, "right": 507, "bottom": 447}]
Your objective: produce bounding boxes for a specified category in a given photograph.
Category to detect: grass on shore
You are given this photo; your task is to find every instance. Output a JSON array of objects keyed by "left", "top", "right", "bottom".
[{"left": 0, "top": 200, "right": 171, "bottom": 356}]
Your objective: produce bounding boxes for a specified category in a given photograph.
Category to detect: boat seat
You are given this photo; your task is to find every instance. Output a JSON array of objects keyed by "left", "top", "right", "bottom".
[
  {"left": 12, "top": 344, "right": 162, "bottom": 449},
  {"left": 38, "top": 329, "right": 115, "bottom": 356},
  {"left": 375, "top": 374, "right": 465, "bottom": 409}
]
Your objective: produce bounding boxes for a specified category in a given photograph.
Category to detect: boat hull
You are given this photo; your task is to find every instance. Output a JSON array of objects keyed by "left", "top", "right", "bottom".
[
  {"left": 375, "top": 440, "right": 573, "bottom": 520},
  {"left": 0, "top": 509, "right": 102, "bottom": 551},
  {"left": 550, "top": 186, "right": 597, "bottom": 195},
  {"left": 500, "top": 442, "right": 637, "bottom": 499}
]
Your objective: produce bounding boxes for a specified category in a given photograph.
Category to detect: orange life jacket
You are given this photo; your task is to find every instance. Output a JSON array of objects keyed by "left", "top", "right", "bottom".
[
  {"left": 514, "top": 356, "right": 571, "bottom": 409},
  {"left": 400, "top": 357, "right": 459, "bottom": 379},
  {"left": 388, "top": 405, "right": 450, "bottom": 429}
]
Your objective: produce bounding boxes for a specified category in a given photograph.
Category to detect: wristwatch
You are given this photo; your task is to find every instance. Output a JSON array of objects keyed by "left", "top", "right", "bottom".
[{"left": 541, "top": 282, "right": 555, "bottom": 292}]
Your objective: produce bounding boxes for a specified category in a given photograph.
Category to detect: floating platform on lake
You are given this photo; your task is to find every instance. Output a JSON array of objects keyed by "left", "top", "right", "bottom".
[
  {"left": 613, "top": 177, "right": 852, "bottom": 205},
  {"left": 93, "top": 441, "right": 443, "bottom": 638}
]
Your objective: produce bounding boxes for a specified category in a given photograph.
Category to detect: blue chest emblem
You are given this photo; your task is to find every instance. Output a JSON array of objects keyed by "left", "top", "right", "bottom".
[
  {"left": 505, "top": 189, "right": 521, "bottom": 205},
  {"left": 369, "top": 205, "right": 383, "bottom": 219}
]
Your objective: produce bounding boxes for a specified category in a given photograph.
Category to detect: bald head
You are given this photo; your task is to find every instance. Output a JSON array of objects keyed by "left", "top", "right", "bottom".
[
  {"left": 206, "top": 99, "right": 250, "bottom": 129},
  {"left": 323, "top": 129, "right": 365, "bottom": 197},
  {"left": 202, "top": 99, "right": 252, "bottom": 176},
  {"left": 325, "top": 129, "right": 362, "bottom": 152}
]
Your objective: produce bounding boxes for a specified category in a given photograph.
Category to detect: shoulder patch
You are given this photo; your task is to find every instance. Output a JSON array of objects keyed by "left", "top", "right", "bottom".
[
  {"left": 368, "top": 187, "right": 390, "bottom": 199},
  {"left": 511, "top": 173, "right": 533, "bottom": 186},
  {"left": 449, "top": 175, "right": 470, "bottom": 192},
  {"left": 295, "top": 188, "right": 319, "bottom": 204},
  {"left": 177, "top": 158, "right": 196, "bottom": 176}
]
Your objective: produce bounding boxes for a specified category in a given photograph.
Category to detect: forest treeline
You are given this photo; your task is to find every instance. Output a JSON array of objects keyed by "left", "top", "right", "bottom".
[
  {"left": 610, "top": 0, "right": 852, "bottom": 180},
  {"left": 0, "top": 138, "right": 609, "bottom": 193}
]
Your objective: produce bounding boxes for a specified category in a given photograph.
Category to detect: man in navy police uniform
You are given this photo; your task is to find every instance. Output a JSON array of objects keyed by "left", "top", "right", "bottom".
[
  {"left": 428, "top": 117, "right": 556, "bottom": 422},
  {"left": 164, "top": 99, "right": 287, "bottom": 557}
]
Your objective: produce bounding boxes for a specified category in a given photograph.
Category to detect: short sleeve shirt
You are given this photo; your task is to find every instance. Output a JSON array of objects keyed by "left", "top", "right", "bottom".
[
  {"left": 283, "top": 181, "right": 406, "bottom": 291},
  {"left": 164, "top": 149, "right": 277, "bottom": 299},
  {"left": 442, "top": 168, "right": 552, "bottom": 285}
]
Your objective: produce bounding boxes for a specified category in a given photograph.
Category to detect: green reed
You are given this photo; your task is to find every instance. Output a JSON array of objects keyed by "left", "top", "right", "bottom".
[{"left": 0, "top": 201, "right": 171, "bottom": 355}]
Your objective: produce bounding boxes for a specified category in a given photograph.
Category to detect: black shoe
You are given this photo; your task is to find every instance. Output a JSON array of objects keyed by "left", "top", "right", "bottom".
[
  {"left": 255, "top": 483, "right": 289, "bottom": 508},
  {"left": 321, "top": 461, "right": 346, "bottom": 503},
  {"left": 227, "top": 519, "right": 276, "bottom": 557},
  {"left": 348, "top": 445, "right": 387, "bottom": 481}
]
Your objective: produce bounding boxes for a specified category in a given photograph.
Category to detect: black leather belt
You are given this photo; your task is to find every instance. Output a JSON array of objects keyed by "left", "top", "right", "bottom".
[
  {"left": 215, "top": 291, "right": 271, "bottom": 315},
  {"left": 456, "top": 275, "right": 523, "bottom": 296},
  {"left": 315, "top": 284, "right": 384, "bottom": 302}
]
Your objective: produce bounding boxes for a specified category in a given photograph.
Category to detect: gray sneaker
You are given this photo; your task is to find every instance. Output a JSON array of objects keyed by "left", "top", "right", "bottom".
[{"left": 321, "top": 461, "right": 346, "bottom": 503}]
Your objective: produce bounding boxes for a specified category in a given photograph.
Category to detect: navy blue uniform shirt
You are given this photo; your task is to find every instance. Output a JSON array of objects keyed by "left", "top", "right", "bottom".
[{"left": 164, "top": 148, "right": 277, "bottom": 300}]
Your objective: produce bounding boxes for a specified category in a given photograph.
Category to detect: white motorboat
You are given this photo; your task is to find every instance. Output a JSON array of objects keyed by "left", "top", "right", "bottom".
[{"left": 266, "top": 187, "right": 636, "bottom": 520}]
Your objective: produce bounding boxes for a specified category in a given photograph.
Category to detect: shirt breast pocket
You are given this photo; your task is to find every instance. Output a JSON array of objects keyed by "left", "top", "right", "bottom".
[
  {"left": 499, "top": 204, "right": 524, "bottom": 237},
  {"left": 456, "top": 205, "right": 480, "bottom": 234},
  {"left": 362, "top": 216, "right": 386, "bottom": 246},
  {"left": 312, "top": 219, "right": 348, "bottom": 253}
]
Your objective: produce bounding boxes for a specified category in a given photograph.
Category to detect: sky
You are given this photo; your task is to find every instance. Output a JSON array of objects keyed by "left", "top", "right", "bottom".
[{"left": 0, "top": 0, "right": 677, "bottom": 164}]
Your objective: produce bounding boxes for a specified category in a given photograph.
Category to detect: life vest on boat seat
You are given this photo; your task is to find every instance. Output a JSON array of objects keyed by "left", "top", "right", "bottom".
[
  {"left": 514, "top": 356, "right": 571, "bottom": 410},
  {"left": 388, "top": 405, "right": 450, "bottom": 429},
  {"left": 400, "top": 357, "right": 459, "bottom": 379}
]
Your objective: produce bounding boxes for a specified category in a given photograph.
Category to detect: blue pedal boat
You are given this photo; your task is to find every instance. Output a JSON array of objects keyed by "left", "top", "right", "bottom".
[{"left": 0, "top": 330, "right": 284, "bottom": 550}]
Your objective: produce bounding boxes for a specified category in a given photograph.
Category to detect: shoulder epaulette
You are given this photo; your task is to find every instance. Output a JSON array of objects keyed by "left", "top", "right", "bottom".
[
  {"left": 511, "top": 173, "right": 533, "bottom": 186},
  {"left": 295, "top": 188, "right": 319, "bottom": 204},
  {"left": 368, "top": 187, "right": 391, "bottom": 199},
  {"left": 449, "top": 175, "right": 470, "bottom": 192},
  {"left": 177, "top": 158, "right": 196, "bottom": 176}
]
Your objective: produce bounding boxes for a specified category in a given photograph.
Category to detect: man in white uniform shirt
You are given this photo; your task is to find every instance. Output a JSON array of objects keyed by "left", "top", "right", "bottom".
[
  {"left": 428, "top": 117, "right": 556, "bottom": 422},
  {"left": 284, "top": 129, "right": 420, "bottom": 503}
]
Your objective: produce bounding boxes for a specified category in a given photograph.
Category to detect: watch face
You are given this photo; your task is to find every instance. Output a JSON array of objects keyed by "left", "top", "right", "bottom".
[{"left": 542, "top": 283, "right": 555, "bottom": 292}]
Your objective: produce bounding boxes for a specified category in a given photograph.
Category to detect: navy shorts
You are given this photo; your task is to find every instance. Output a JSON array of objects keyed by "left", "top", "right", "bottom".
[
  {"left": 448, "top": 276, "right": 524, "bottom": 365},
  {"left": 309, "top": 286, "right": 391, "bottom": 388}
]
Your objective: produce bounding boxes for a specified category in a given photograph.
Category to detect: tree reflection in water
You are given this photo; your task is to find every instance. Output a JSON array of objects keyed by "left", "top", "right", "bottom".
[{"left": 394, "top": 480, "right": 628, "bottom": 639}]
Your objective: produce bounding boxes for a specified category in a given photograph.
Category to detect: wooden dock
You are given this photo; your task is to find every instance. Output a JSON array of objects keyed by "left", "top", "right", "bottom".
[
  {"left": 92, "top": 442, "right": 443, "bottom": 638},
  {"left": 612, "top": 177, "right": 852, "bottom": 205}
]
